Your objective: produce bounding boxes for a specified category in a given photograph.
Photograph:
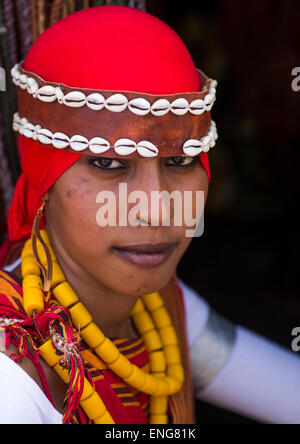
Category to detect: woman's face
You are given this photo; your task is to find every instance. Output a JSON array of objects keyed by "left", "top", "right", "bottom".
[{"left": 45, "top": 155, "right": 209, "bottom": 296}]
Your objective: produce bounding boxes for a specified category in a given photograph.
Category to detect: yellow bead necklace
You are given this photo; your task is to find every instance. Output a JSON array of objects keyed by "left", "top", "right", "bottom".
[{"left": 21, "top": 229, "right": 184, "bottom": 424}]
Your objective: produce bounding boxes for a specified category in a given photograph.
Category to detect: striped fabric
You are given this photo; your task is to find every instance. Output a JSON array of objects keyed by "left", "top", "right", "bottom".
[{"left": 0, "top": 268, "right": 172, "bottom": 424}]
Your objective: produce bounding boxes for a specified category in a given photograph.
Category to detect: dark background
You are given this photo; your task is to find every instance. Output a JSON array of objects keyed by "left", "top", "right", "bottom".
[
  {"left": 1, "top": 0, "right": 300, "bottom": 424},
  {"left": 146, "top": 0, "right": 300, "bottom": 424}
]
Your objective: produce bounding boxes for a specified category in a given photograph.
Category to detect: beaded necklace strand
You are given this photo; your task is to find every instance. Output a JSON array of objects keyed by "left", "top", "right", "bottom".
[{"left": 20, "top": 230, "right": 184, "bottom": 424}]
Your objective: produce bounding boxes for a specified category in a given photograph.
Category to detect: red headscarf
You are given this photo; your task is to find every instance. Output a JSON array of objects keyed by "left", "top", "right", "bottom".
[{"left": 7, "top": 5, "right": 210, "bottom": 242}]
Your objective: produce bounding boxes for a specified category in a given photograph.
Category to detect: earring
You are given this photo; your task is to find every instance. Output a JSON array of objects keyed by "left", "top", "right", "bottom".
[
  {"left": 22, "top": 198, "right": 53, "bottom": 317},
  {"left": 31, "top": 198, "right": 53, "bottom": 293}
]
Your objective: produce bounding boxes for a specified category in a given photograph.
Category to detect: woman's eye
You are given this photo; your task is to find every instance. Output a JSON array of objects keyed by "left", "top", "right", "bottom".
[
  {"left": 90, "top": 158, "right": 125, "bottom": 170},
  {"left": 167, "top": 156, "right": 197, "bottom": 167}
]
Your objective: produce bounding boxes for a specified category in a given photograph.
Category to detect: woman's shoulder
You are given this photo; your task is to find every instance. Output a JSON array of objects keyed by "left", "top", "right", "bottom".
[{"left": 0, "top": 351, "right": 61, "bottom": 424}]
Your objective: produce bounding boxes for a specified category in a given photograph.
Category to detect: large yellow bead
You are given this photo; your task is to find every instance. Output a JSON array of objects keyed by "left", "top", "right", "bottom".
[
  {"left": 53, "top": 282, "right": 79, "bottom": 308},
  {"left": 153, "top": 371, "right": 166, "bottom": 379},
  {"left": 23, "top": 287, "right": 44, "bottom": 317},
  {"left": 94, "top": 337, "right": 119, "bottom": 364},
  {"left": 159, "top": 325, "right": 178, "bottom": 346},
  {"left": 154, "top": 377, "right": 173, "bottom": 396},
  {"left": 94, "top": 411, "right": 114, "bottom": 424},
  {"left": 149, "top": 414, "right": 168, "bottom": 424},
  {"left": 142, "top": 292, "right": 163, "bottom": 311},
  {"left": 108, "top": 352, "right": 134, "bottom": 379},
  {"left": 164, "top": 344, "right": 181, "bottom": 365},
  {"left": 149, "top": 350, "right": 166, "bottom": 373},
  {"left": 80, "top": 391, "right": 107, "bottom": 420},
  {"left": 155, "top": 376, "right": 181, "bottom": 396},
  {"left": 21, "top": 257, "right": 40, "bottom": 277},
  {"left": 167, "top": 363, "right": 184, "bottom": 384},
  {"left": 40, "top": 229, "right": 51, "bottom": 245},
  {"left": 39, "top": 340, "right": 60, "bottom": 367},
  {"left": 23, "top": 274, "right": 43, "bottom": 292},
  {"left": 149, "top": 396, "right": 169, "bottom": 414},
  {"left": 21, "top": 242, "right": 33, "bottom": 260},
  {"left": 51, "top": 262, "right": 66, "bottom": 289},
  {"left": 81, "top": 379, "right": 94, "bottom": 401},
  {"left": 139, "top": 373, "right": 159, "bottom": 395},
  {"left": 123, "top": 365, "right": 148, "bottom": 391},
  {"left": 36, "top": 243, "right": 57, "bottom": 266},
  {"left": 130, "top": 298, "right": 145, "bottom": 316},
  {"left": 80, "top": 322, "right": 105, "bottom": 349},
  {"left": 142, "top": 329, "right": 162, "bottom": 352},
  {"left": 53, "top": 362, "right": 69, "bottom": 384},
  {"left": 69, "top": 302, "right": 92, "bottom": 330},
  {"left": 152, "top": 306, "right": 172, "bottom": 329},
  {"left": 166, "top": 377, "right": 181, "bottom": 395},
  {"left": 132, "top": 310, "right": 155, "bottom": 334}
]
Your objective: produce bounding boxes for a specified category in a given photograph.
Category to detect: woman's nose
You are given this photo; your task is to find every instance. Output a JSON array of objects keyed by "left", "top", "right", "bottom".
[{"left": 129, "top": 161, "right": 174, "bottom": 228}]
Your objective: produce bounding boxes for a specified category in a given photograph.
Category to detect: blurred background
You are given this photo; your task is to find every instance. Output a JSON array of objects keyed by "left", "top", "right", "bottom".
[{"left": 0, "top": 0, "right": 299, "bottom": 424}]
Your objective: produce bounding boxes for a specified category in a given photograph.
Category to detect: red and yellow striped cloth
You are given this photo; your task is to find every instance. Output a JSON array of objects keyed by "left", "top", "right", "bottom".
[{"left": 0, "top": 269, "right": 173, "bottom": 424}]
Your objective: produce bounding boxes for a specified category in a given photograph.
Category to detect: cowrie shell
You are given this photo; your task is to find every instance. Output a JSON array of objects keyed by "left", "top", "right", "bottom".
[
  {"left": 55, "top": 87, "right": 64, "bottom": 103},
  {"left": 200, "top": 135, "right": 212, "bottom": 152},
  {"left": 70, "top": 135, "right": 89, "bottom": 151},
  {"left": 37, "top": 85, "right": 57, "bottom": 102},
  {"left": 204, "top": 94, "right": 215, "bottom": 106},
  {"left": 27, "top": 78, "right": 39, "bottom": 95},
  {"left": 12, "top": 114, "right": 21, "bottom": 132},
  {"left": 189, "top": 99, "right": 206, "bottom": 115},
  {"left": 23, "top": 123, "right": 35, "bottom": 139},
  {"left": 37, "top": 128, "right": 53, "bottom": 145},
  {"left": 20, "top": 117, "right": 28, "bottom": 126},
  {"left": 86, "top": 93, "right": 105, "bottom": 111},
  {"left": 13, "top": 113, "right": 21, "bottom": 124},
  {"left": 210, "top": 138, "right": 216, "bottom": 148},
  {"left": 89, "top": 137, "right": 110, "bottom": 154},
  {"left": 12, "top": 121, "right": 21, "bottom": 132},
  {"left": 183, "top": 139, "right": 203, "bottom": 156},
  {"left": 52, "top": 132, "right": 70, "bottom": 149},
  {"left": 11, "top": 65, "right": 19, "bottom": 80},
  {"left": 105, "top": 94, "right": 128, "bottom": 112},
  {"left": 33, "top": 125, "right": 41, "bottom": 141},
  {"left": 151, "top": 99, "right": 170, "bottom": 116},
  {"left": 19, "top": 74, "right": 28, "bottom": 90},
  {"left": 12, "top": 78, "right": 19, "bottom": 86},
  {"left": 63, "top": 91, "right": 86, "bottom": 108},
  {"left": 137, "top": 141, "right": 158, "bottom": 157},
  {"left": 170, "top": 98, "right": 189, "bottom": 115},
  {"left": 114, "top": 138, "right": 137, "bottom": 156},
  {"left": 128, "top": 98, "right": 151, "bottom": 116}
]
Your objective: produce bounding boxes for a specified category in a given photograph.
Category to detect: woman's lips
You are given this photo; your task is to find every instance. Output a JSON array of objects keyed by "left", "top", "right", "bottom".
[{"left": 113, "top": 242, "right": 177, "bottom": 268}]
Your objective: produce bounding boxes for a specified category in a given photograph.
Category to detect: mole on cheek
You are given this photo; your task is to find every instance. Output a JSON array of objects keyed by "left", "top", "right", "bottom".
[{"left": 66, "top": 190, "right": 73, "bottom": 198}]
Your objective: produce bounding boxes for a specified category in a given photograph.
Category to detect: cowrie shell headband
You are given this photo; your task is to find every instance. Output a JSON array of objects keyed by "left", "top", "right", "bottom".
[{"left": 11, "top": 61, "right": 218, "bottom": 159}]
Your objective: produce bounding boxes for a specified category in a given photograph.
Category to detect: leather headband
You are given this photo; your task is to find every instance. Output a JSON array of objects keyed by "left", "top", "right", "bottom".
[{"left": 11, "top": 61, "right": 218, "bottom": 159}]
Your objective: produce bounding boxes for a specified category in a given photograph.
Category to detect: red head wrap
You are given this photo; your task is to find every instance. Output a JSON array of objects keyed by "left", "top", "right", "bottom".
[{"left": 7, "top": 5, "right": 210, "bottom": 242}]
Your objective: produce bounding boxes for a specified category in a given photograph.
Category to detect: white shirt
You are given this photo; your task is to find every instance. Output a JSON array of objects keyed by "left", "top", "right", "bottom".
[{"left": 1, "top": 264, "right": 300, "bottom": 424}]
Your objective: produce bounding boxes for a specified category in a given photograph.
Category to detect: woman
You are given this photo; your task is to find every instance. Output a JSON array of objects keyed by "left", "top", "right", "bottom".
[{"left": 0, "top": 5, "right": 300, "bottom": 425}]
